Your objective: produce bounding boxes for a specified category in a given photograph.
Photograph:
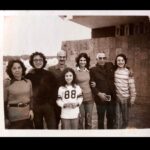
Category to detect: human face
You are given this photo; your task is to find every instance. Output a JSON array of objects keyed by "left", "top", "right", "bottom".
[
  {"left": 79, "top": 57, "right": 87, "bottom": 68},
  {"left": 116, "top": 56, "right": 125, "bottom": 68},
  {"left": 65, "top": 71, "right": 73, "bottom": 85},
  {"left": 11, "top": 63, "right": 22, "bottom": 80},
  {"left": 97, "top": 53, "right": 107, "bottom": 66},
  {"left": 57, "top": 51, "right": 67, "bottom": 65},
  {"left": 33, "top": 55, "right": 44, "bottom": 69}
]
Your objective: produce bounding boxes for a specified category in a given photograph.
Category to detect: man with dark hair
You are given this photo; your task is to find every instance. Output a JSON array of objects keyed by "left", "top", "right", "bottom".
[{"left": 48, "top": 50, "right": 67, "bottom": 129}]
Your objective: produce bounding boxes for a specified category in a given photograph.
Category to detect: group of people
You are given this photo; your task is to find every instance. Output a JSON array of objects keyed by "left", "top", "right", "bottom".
[{"left": 4, "top": 50, "right": 136, "bottom": 129}]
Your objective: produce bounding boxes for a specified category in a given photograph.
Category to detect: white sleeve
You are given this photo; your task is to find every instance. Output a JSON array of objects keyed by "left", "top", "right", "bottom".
[
  {"left": 76, "top": 86, "right": 83, "bottom": 105},
  {"left": 129, "top": 76, "right": 136, "bottom": 103},
  {"left": 56, "top": 87, "right": 64, "bottom": 108}
]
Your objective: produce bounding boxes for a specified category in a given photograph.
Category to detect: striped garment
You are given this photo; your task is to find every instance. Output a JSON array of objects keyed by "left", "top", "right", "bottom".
[{"left": 114, "top": 68, "right": 136, "bottom": 103}]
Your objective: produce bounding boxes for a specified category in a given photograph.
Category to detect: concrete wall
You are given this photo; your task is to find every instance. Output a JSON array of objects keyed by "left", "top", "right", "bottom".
[{"left": 61, "top": 34, "right": 150, "bottom": 99}]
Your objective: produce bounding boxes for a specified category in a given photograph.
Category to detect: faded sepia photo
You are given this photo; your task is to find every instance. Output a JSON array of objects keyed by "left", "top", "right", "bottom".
[{"left": 0, "top": 10, "right": 150, "bottom": 137}]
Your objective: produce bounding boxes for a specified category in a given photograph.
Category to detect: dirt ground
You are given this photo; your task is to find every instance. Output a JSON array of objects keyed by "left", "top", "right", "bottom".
[{"left": 92, "top": 96, "right": 150, "bottom": 129}]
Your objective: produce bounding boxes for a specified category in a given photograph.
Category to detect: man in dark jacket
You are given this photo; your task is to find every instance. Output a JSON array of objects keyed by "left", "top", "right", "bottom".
[
  {"left": 48, "top": 50, "right": 67, "bottom": 129},
  {"left": 90, "top": 52, "right": 116, "bottom": 129},
  {"left": 26, "top": 52, "right": 58, "bottom": 129}
]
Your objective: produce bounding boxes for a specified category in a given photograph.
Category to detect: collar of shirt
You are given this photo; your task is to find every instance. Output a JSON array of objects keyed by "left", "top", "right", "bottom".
[
  {"left": 55, "top": 64, "right": 67, "bottom": 70},
  {"left": 76, "top": 66, "right": 89, "bottom": 72},
  {"left": 11, "top": 77, "right": 27, "bottom": 84}
]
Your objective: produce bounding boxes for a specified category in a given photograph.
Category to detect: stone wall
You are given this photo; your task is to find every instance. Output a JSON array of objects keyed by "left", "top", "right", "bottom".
[{"left": 61, "top": 34, "right": 150, "bottom": 98}]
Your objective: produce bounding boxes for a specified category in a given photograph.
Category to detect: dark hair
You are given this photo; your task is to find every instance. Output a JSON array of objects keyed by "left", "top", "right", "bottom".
[
  {"left": 115, "top": 53, "right": 127, "bottom": 69},
  {"left": 6, "top": 59, "right": 26, "bottom": 79},
  {"left": 61, "top": 68, "right": 77, "bottom": 87},
  {"left": 75, "top": 53, "right": 90, "bottom": 70},
  {"left": 29, "top": 51, "right": 47, "bottom": 68}
]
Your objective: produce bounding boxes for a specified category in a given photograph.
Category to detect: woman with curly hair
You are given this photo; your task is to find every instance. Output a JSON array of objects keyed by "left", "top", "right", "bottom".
[
  {"left": 75, "top": 53, "right": 94, "bottom": 129},
  {"left": 4, "top": 59, "right": 34, "bottom": 129}
]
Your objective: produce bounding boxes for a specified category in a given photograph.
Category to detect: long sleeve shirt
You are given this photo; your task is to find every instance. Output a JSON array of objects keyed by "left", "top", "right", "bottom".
[
  {"left": 4, "top": 78, "right": 33, "bottom": 122},
  {"left": 25, "top": 69, "right": 58, "bottom": 105},
  {"left": 114, "top": 68, "right": 136, "bottom": 102}
]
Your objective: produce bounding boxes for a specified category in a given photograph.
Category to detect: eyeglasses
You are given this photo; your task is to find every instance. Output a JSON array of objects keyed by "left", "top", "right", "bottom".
[
  {"left": 33, "top": 59, "right": 43, "bottom": 62},
  {"left": 58, "top": 56, "right": 66, "bottom": 59},
  {"left": 98, "top": 57, "right": 106, "bottom": 60}
]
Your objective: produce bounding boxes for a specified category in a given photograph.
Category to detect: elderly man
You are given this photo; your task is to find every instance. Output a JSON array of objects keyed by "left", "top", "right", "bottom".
[
  {"left": 48, "top": 50, "right": 67, "bottom": 129},
  {"left": 90, "top": 52, "right": 116, "bottom": 129}
]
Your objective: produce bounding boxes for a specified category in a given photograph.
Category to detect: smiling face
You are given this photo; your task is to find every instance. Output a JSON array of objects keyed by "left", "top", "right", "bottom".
[
  {"left": 33, "top": 55, "right": 44, "bottom": 69},
  {"left": 11, "top": 62, "right": 22, "bottom": 80},
  {"left": 116, "top": 56, "right": 126, "bottom": 68},
  {"left": 79, "top": 57, "right": 87, "bottom": 68},
  {"left": 65, "top": 71, "right": 73, "bottom": 85},
  {"left": 57, "top": 50, "right": 67, "bottom": 66}
]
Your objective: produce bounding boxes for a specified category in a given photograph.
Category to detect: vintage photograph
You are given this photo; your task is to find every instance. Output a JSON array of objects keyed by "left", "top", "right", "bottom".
[{"left": 1, "top": 10, "right": 150, "bottom": 137}]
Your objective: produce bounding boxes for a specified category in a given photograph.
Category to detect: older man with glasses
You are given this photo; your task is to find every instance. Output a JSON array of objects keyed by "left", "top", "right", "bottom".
[{"left": 90, "top": 52, "right": 116, "bottom": 129}]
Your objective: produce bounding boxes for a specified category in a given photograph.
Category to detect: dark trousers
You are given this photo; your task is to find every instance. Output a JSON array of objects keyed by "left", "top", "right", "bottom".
[
  {"left": 9, "top": 119, "right": 33, "bottom": 129},
  {"left": 33, "top": 102, "right": 57, "bottom": 129},
  {"left": 55, "top": 105, "right": 61, "bottom": 129},
  {"left": 96, "top": 102, "right": 115, "bottom": 129}
]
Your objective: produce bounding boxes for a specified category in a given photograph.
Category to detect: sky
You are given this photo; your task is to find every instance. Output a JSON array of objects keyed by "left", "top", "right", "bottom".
[
  {"left": 1, "top": 10, "right": 150, "bottom": 57},
  {"left": 0, "top": 11, "right": 91, "bottom": 56}
]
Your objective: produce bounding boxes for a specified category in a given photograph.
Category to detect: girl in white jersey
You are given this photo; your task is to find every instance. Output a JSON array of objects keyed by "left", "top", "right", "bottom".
[
  {"left": 57, "top": 68, "right": 83, "bottom": 129},
  {"left": 114, "top": 54, "right": 136, "bottom": 129}
]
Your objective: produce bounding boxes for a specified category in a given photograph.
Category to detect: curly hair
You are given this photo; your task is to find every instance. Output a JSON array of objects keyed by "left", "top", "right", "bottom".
[
  {"left": 6, "top": 59, "right": 26, "bottom": 79},
  {"left": 75, "top": 53, "right": 90, "bottom": 70},
  {"left": 29, "top": 51, "right": 47, "bottom": 68},
  {"left": 61, "top": 68, "right": 77, "bottom": 87},
  {"left": 114, "top": 53, "right": 128, "bottom": 69}
]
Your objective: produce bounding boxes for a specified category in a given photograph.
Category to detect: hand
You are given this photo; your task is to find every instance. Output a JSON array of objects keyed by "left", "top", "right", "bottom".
[
  {"left": 71, "top": 103, "right": 78, "bottom": 109},
  {"left": 91, "top": 81, "right": 96, "bottom": 87},
  {"left": 97, "top": 92, "right": 107, "bottom": 102},
  {"left": 130, "top": 100, "right": 135, "bottom": 107},
  {"left": 64, "top": 103, "right": 72, "bottom": 108},
  {"left": 29, "top": 110, "right": 34, "bottom": 120},
  {"left": 129, "top": 68, "right": 134, "bottom": 77}
]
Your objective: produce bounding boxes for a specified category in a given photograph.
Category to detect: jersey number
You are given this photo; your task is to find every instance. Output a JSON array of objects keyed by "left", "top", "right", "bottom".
[{"left": 64, "top": 90, "right": 76, "bottom": 99}]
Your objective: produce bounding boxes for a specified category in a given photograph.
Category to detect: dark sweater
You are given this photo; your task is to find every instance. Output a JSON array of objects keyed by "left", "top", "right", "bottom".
[
  {"left": 90, "top": 62, "right": 116, "bottom": 104},
  {"left": 25, "top": 69, "right": 58, "bottom": 105}
]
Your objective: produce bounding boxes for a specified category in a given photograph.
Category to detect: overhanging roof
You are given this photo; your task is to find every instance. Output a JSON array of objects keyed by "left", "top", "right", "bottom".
[{"left": 69, "top": 16, "right": 149, "bottom": 29}]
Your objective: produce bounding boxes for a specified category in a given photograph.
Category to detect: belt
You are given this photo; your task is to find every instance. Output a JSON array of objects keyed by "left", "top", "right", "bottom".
[{"left": 8, "top": 102, "right": 30, "bottom": 107}]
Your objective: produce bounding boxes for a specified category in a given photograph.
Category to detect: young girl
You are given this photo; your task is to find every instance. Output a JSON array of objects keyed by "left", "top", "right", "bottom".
[
  {"left": 57, "top": 68, "right": 83, "bottom": 129},
  {"left": 114, "top": 54, "right": 136, "bottom": 129}
]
